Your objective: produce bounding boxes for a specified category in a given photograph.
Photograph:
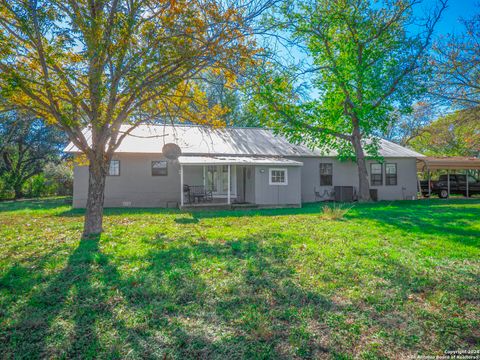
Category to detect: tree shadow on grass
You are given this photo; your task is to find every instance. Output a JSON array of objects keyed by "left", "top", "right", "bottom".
[
  {"left": 0, "top": 249, "right": 76, "bottom": 318},
  {"left": 1, "top": 236, "right": 103, "bottom": 359},
  {"left": 2, "top": 211, "right": 479, "bottom": 358},
  {"left": 345, "top": 200, "right": 480, "bottom": 247},
  {"left": 110, "top": 235, "right": 336, "bottom": 359},
  {"left": 0, "top": 197, "right": 72, "bottom": 213},
  {"left": 1, "top": 233, "right": 174, "bottom": 359},
  {"left": 360, "top": 255, "right": 480, "bottom": 350},
  {"left": 54, "top": 198, "right": 480, "bottom": 248},
  {"left": 1, "top": 231, "right": 339, "bottom": 359}
]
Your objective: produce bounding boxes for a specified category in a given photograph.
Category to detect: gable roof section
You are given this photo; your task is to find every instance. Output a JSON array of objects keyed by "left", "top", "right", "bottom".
[{"left": 64, "top": 124, "right": 424, "bottom": 158}]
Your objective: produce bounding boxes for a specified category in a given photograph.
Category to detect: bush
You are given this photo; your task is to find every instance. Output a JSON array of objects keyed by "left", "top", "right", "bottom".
[
  {"left": 0, "top": 175, "right": 14, "bottom": 200},
  {"left": 24, "top": 174, "right": 49, "bottom": 198},
  {"left": 320, "top": 204, "right": 351, "bottom": 220},
  {"left": 0, "top": 161, "right": 73, "bottom": 201},
  {"left": 44, "top": 162, "right": 73, "bottom": 196}
]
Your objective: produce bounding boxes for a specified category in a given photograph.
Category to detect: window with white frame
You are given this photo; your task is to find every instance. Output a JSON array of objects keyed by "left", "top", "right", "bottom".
[
  {"left": 152, "top": 160, "right": 168, "bottom": 176},
  {"left": 269, "top": 168, "right": 288, "bottom": 185},
  {"left": 108, "top": 160, "right": 120, "bottom": 176},
  {"left": 385, "top": 163, "right": 397, "bottom": 186},
  {"left": 370, "top": 163, "right": 383, "bottom": 186}
]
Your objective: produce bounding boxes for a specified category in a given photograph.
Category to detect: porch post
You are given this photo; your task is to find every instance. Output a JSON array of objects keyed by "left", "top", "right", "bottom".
[
  {"left": 203, "top": 165, "right": 206, "bottom": 188},
  {"left": 180, "top": 164, "right": 184, "bottom": 207},
  {"left": 227, "top": 164, "right": 231, "bottom": 205},
  {"left": 447, "top": 170, "right": 450, "bottom": 197},
  {"left": 466, "top": 169, "right": 469, "bottom": 198}
]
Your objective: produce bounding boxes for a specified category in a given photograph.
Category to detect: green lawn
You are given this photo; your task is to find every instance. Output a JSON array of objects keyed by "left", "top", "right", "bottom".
[{"left": 0, "top": 199, "right": 479, "bottom": 359}]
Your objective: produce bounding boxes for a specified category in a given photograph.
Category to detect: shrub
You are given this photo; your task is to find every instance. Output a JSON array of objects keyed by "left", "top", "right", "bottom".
[
  {"left": 24, "top": 174, "right": 49, "bottom": 198},
  {"left": 44, "top": 162, "right": 73, "bottom": 196},
  {"left": 0, "top": 175, "right": 14, "bottom": 200},
  {"left": 320, "top": 204, "right": 351, "bottom": 220}
]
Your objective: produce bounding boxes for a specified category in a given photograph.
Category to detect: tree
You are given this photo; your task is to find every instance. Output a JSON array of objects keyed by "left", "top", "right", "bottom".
[
  {"left": 383, "top": 101, "right": 437, "bottom": 146},
  {"left": 409, "top": 108, "right": 480, "bottom": 157},
  {"left": 251, "top": 0, "right": 446, "bottom": 201},
  {"left": 0, "top": 111, "right": 66, "bottom": 198},
  {"left": 43, "top": 160, "right": 74, "bottom": 196},
  {"left": 201, "top": 70, "right": 263, "bottom": 127},
  {"left": 409, "top": 8, "right": 480, "bottom": 157},
  {"left": 431, "top": 9, "right": 480, "bottom": 108},
  {"left": 0, "top": 0, "right": 271, "bottom": 237}
]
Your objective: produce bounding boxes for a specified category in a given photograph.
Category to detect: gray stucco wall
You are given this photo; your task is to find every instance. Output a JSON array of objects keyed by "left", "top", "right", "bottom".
[
  {"left": 253, "top": 166, "right": 302, "bottom": 206},
  {"left": 292, "top": 157, "right": 418, "bottom": 202},
  {"left": 245, "top": 166, "right": 256, "bottom": 203},
  {"left": 73, "top": 153, "right": 181, "bottom": 208},
  {"left": 73, "top": 154, "right": 418, "bottom": 208}
]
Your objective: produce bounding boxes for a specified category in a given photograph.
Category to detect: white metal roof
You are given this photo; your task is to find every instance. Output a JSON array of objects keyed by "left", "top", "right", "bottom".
[
  {"left": 64, "top": 124, "right": 424, "bottom": 158},
  {"left": 178, "top": 155, "right": 303, "bottom": 166}
]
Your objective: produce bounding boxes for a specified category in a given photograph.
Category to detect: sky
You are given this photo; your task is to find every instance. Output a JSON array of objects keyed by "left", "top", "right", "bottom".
[
  {"left": 421, "top": 0, "right": 478, "bottom": 35},
  {"left": 289, "top": 0, "right": 479, "bottom": 100}
]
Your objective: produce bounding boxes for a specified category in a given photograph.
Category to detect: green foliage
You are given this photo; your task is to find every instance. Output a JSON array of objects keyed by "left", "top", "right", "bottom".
[
  {"left": 251, "top": 0, "right": 443, "bottom": 154},
  {"left": 23, "top": 174, "right": 49, "bottom": 198},
  {"left": 200, "top": 71, "right": 264, "bottom": 127},
  {"left": 0, "top": 0, "right": 264, "bottom": 148},
  {"left": 0, "top": 174, "right": 13, "bottom": 200},
  {"left": 43, "top": 162, "right": 74, "bottom": 196},
  {"left": 410, "top": 109, "right": 480, "bottom": 156},
  {"left": 249, "top": 0, "right": 445, "bottom": 200},
  {"left": 0, "top": 111, "right": 66, "bottom": 199},
  {"left": 0, "top": 198, "right": 479, "bottom": 358},
  {"left": 0, "top": 0, "right": 272, "bottom": 235}
]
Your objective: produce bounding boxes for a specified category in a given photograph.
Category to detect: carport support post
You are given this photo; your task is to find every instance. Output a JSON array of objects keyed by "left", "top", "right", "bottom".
[
  {"left": 466, "top": 169, "right": 469, "bottom": 198},
  {"left": 428, "top": 170, "right": 431, "bottom": 197},
  {"left": 180, "top": 164, "right": 184, "bottom": 207},
  {"left": 447, "top": 170, "right": 450, "bottom": 197},
  {"left": 227, "top": 164, "right": 231, "bottom": 205}
]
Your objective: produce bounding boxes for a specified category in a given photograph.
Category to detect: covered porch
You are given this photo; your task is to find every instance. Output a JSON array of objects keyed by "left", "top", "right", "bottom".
[{"left": 178, "top": 155, "right": 302, "bottom": 208}]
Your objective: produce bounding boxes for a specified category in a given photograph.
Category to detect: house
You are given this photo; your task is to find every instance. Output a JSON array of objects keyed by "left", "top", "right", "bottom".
[{"left": 65, "top": 125, "right": 424, "bottom": 208}]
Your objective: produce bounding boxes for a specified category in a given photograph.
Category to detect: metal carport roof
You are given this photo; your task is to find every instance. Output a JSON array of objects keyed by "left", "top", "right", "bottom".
[{"left": 417, "top": 157, "right": 480, "bottom": 171}]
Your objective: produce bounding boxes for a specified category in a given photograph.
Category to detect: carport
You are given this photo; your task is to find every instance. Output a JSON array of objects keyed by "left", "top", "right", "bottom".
[{"left": 416, "top": 156, "right": 480, "bottom": 197}]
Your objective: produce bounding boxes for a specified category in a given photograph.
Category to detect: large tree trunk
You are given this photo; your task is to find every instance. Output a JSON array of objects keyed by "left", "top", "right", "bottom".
[
  {"left": 351, "top": 132, "right": 371, "bottom": 202},
  {"left": 83, "top": 154, "right": 108, "bottom": 238},
  {"left": 13, "top": 183, "right": 23, "bottom": 199}
]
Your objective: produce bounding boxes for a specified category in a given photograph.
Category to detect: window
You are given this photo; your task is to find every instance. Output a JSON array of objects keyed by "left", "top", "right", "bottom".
[
  {"left": 370, "top": 163, "right": 383, "bottom": 186},
  {"left": 320, "top": 163, "right": 333, "bottom": 186},
  {"left": 152, "top": 160, "right": 168, "bottom": 176},
  {"left": 385, "top": 163, "right": 397, "bottom": 186},
  {"left": 108, "top": 160, "right": 120, "bottom": 176},
  {"left": 269, "top": 168, "right": 288, "bottom": 185}
]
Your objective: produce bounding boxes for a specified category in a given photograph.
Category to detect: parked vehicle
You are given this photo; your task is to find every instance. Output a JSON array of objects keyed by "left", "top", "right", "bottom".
[{"left": 419, "top": 174, "right": 480, "bottom": 198}]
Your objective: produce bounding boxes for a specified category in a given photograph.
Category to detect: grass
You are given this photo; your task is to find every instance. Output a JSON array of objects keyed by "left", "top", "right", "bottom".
[{"left": 0, "top": 198, "right": 479, "bottom": 359}]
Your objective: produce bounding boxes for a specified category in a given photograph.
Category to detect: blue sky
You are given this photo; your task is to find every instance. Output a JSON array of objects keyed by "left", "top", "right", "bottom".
[{"left": 422, "top": 0, "right": 477, "bottom": 35}]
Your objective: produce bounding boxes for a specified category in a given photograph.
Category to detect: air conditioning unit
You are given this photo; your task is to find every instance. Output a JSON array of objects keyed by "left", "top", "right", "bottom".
[{"left": 334, "top": 186, "right": 354, "bottom": 202}]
